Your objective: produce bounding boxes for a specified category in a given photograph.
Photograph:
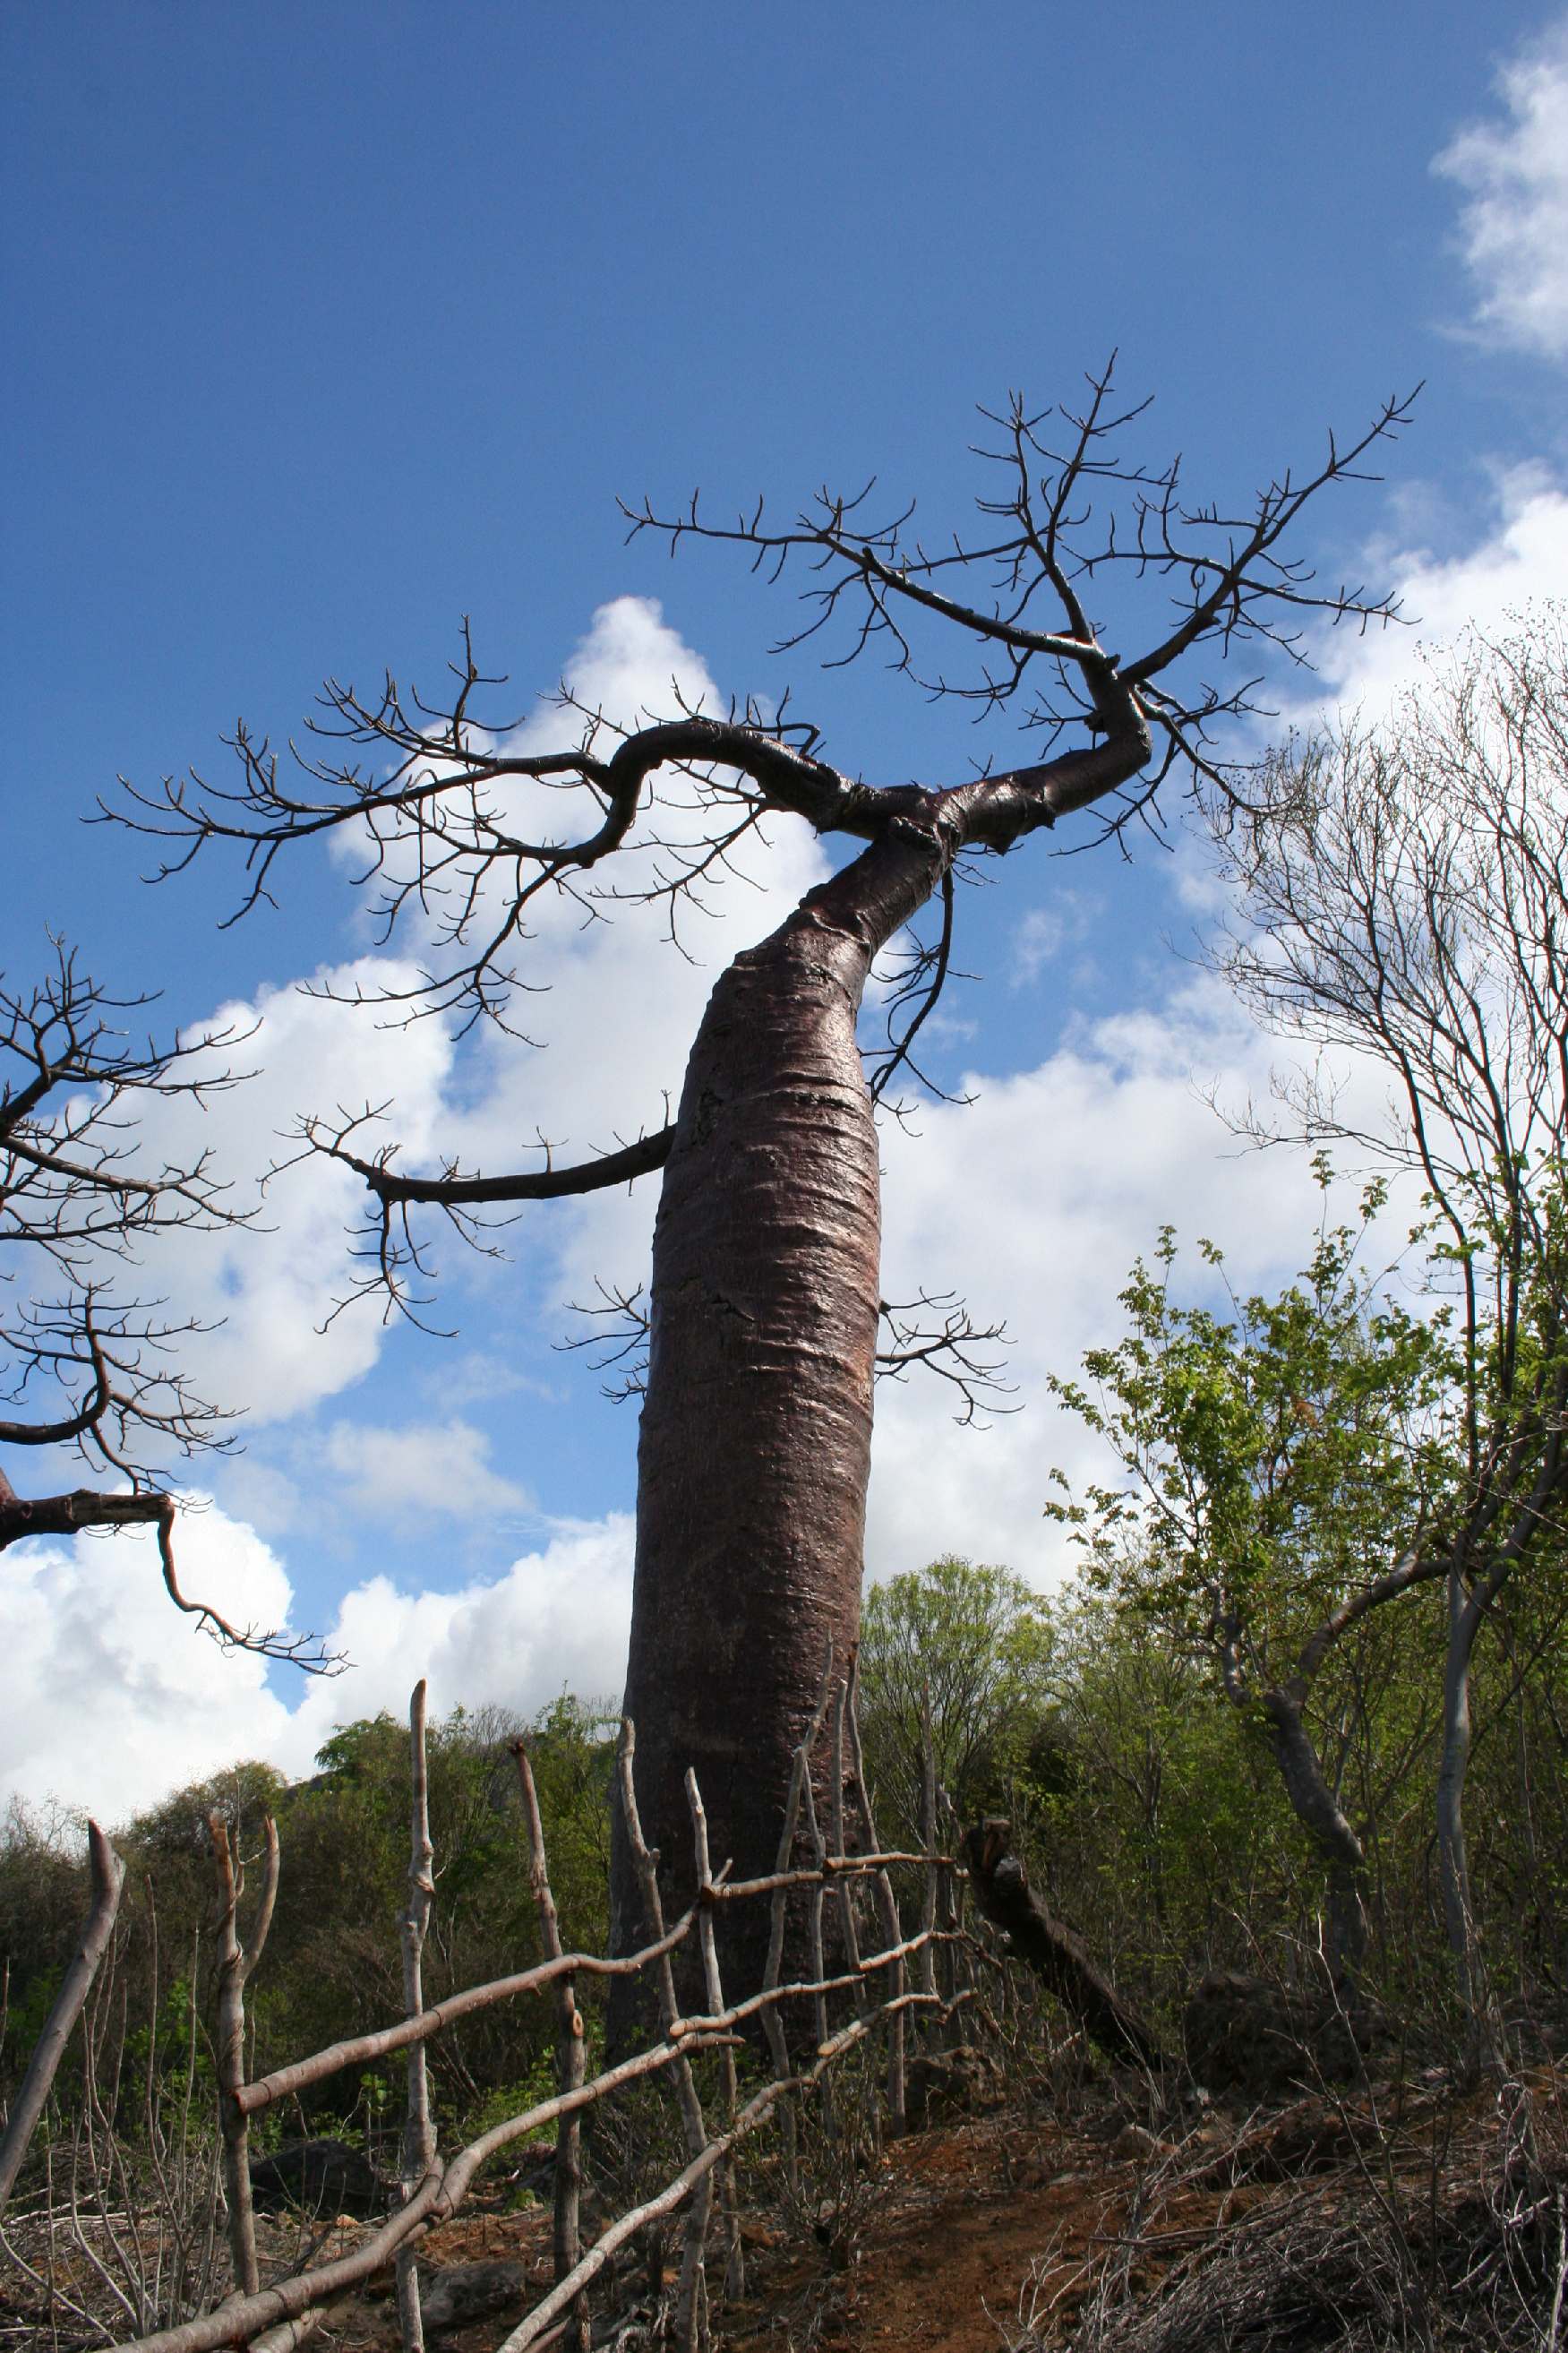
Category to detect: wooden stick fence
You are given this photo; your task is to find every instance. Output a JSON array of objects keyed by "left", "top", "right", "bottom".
[{"left": 91, "top": 1663, "right": 993, "bottom": 2353}]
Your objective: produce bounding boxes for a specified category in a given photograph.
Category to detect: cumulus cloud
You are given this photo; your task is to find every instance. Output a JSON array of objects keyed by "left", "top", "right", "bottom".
[
  {"left": 1314, "top": 465, "right": 1568, "bottom": 718},
  {"left": 321, "top": 1416, "right": 531, "bottom": 1523},
  {"left": 2, "top": 1506, "right": 635, "bottom": 1822},
  {"left": 0, "top": 1507, "right": 295, "bottom": 1821},
  {"left": 106, "top": 958, "right": 456, "bottom": 1428},
  {"left": 865, "top": 980, "right": 1372, "bottom": 1590},
  {"left": 1435, "top": 16, "right": 1568, "bottom": 361},
  {"left": 273, "top": 1515, "right": 635, "bottom": 1772}
]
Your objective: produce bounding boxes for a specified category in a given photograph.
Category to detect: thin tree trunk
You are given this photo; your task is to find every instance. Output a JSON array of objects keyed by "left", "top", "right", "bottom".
[
  {"left": 396, "top": 1681, "right": 435, "bottom": 2353},
  {"left": 1257, "top": 1687, "right": 1372, "bottom": 1988},
  {"left": 1436, "top": 1567, "right": 1487, "bottom": 2037},
  {"left": 614, "top": 829, "right": 943, "bottom": 2000}
]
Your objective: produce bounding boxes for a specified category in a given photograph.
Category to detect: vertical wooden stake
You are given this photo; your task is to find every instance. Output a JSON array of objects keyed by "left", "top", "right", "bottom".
[
  {"left": 397, "top": 1681, "right": 437, "bottom": 2353},
  {"left": 687, "top": 1768, "right": 743, "bottom": 2301},
  {"left": 211, "top": 1809, "right": 277, "bottom": 2297},
  {"left": 618, "top": 1724, "right": 711, "bottom": 2353},
  {"left": 846, "top": 1655, "right": 905, "bottom": 2136},
  {"left": 919, "top": 1700, "right": 939, "bottom": 2044},
  {"left": 0, "top": 1821, "right": 125, "bottom": 2214},
  {"left": 511, "top": 1734, "right": 588, "bottom": 2353},
  {"left": 761, "top": 1657, "right": 836, "bottom": 2194}
]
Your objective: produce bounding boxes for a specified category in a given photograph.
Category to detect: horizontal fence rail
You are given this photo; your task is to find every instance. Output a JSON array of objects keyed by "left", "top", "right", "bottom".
[{"left": 21, "top": 1653, "right": 998, "bottom": 2353}]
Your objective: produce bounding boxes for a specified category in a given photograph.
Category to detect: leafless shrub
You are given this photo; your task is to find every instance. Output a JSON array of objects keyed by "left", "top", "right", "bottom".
[
  {"left": 0, "top": 1908, "right": 227, "bottom": 2349},
  {"left": 1005, "top": 2070, "right": 1568, "bottom": 2353}
]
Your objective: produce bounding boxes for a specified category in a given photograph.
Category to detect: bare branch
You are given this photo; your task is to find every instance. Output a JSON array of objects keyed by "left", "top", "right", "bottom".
[{"left": 99, "top": 367, "right": 1407, "bottom": 1336}]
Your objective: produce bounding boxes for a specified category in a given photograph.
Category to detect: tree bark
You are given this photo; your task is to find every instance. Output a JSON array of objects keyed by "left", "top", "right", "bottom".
[
  {"left": 962, "top": 1819, "right": 1170, "bottom": 2071},
  {"left": 613, "top": 825, "right": 944, "bottom": 1997},
  {"left": 0, "top": 1468, "right": 170, "bottom": 1553},
  {"left": 1436, "top": 1567, "right": 1486, "bottom": 2035},
  {"left": 1257, "top": 1687, "right": 1371, "bottom": 1988}
]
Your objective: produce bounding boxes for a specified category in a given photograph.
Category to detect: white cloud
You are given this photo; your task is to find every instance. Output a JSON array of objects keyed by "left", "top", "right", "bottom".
[
  {"left": 276, "top": 1516, "right": 635, "bottom": 1770},
  {"left": 1, "top": 1507, "right": 634, "bottom": 1822},
  {"left": 1272, "top": 19, "right": 1568, "bottom": 730},
  {"left": 1010, "top": 889, "right": 1101, "bottom": 986},
  {"left": 321, "top": 1416, "right": 531, "bottom": 1523},
  {"left": 1435, "top": 16, "right": 1568, "bottom": 361},
  {"left": 866, "top": 979, "right": 1418, "bottom": 1593},
  {"left": 107, "top": 958, "right": 456, "bottom": 1428},
  {"left": 0, "top": 1507, "right": 295, "bottom": 1822},
  {"left": 1287, "top": 465, "right": 1568, "bottom": 726}
]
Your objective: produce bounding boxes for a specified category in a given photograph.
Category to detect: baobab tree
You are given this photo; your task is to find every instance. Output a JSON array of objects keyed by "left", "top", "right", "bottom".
[
  {"left": 0, "top": 940, "right": 322, "bottom": 1662},
  {"left": 111, "top": 364, "right": 1413, "bottom": 1966}
]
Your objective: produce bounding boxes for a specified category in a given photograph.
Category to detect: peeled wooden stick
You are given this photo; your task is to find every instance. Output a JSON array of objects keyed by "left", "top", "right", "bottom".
[
  {"left": 617, "top": 1723, "right": 711, "bottom": 2353},
  {"left": 0, "top": 1820, "right": 125, "bottom": 2213},
  {"left": 397, "top": 1681, "right": 437, "bottom": 2353},
  {"left": 211, "top": 1809, "right": 278, "bottom": 2297},
  {"left": 512, "top": 1734, "right": 589, "bottom": 2353}
]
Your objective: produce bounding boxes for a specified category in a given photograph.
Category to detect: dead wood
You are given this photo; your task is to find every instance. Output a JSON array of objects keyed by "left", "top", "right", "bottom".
[{"left": 963, "top": 1820, "right": 1170, "bottom": 2073}]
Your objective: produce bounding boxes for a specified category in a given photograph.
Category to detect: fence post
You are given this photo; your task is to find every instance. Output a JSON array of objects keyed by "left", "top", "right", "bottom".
[
  {"left": 797, "top": 1770, "right": 831, "bottom": 2074},
  {"left": 761, "top": 1662, "right": 836, "bottom": 2191},
  {"left": 211, "top": 1809, "right": 278, "bottom": 2298},
  {"left": 919, "top": 1705, "right": 939, "bottom": 2047},
  {"left": 845, "top": 1655, "right": 906, "bottom": 2136},
  {"left": 617, "top": 1723, "right": 712, "bottom": 2353},
  {"left": 397, "top": 1681, "right": 437, "bottom": 2353},
  {"left": 686, "top": 1770, "right": 743, "bottom": 2301},
  {"left": 939, "top": 1787, "right": 977, "bottom": 2016},
  {"left": 510, "top": 1735, "right": 589, "bottom": 2353}
]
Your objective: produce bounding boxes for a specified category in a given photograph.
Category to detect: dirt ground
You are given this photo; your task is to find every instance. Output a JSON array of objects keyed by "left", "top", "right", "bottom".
[
  {"left": 304, "top": 2100, "right": 1350, "bottom": 2351},
  {"left": 7, "top": 2073, "right": 1559, "bottom": 2350},
  {"left": 725, "top": 2108, "right": 1246, "bottom": 2353},
  {"left": 296, "top": 2065, "right": 1565, "bottom": 2352},
  {"left": 282, "top": 2110, "right": 1145, "bottom": 2352}
]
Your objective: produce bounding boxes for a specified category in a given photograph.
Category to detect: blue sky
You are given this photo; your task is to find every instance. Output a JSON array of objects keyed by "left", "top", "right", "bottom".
[{"left": 4, "top": 3, "right": 1567, "bottom": 1818}]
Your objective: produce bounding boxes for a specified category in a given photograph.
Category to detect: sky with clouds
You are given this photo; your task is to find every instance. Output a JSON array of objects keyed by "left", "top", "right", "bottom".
[{"left": 4, "top": 4, "right": 1567, "bottom": 1824}]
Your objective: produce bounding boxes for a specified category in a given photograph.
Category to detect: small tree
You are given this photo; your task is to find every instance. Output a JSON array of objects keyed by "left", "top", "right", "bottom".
[
  {"left": 0, "top": 941, "right": 320, "bottom": 1662},
  {"left": 110, "top": 365, "right": 1414, "bottom": 1959},
  {"left": 1209, "top": 614, "right": 1568, "bottom": 2026},
  {"left": 1047, "top": 1178, "right": 1452, "bottom": 1986},
  {"left": 858, "top": 1555, "right": 1057, "bottom": 1845}
]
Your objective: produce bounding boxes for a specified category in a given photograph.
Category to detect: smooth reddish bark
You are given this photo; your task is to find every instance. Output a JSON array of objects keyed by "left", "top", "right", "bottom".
[{"left": 614, "top": 827, "right": 944, "bottom": 1979}]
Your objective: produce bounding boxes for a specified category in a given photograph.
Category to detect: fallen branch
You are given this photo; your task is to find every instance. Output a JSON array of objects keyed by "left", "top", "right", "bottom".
[{"left": 963, "top": 1819, "right": 1170, "bottom": 2072}]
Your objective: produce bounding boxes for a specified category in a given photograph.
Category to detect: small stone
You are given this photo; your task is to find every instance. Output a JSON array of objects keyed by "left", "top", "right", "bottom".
[{"left": 418, "top": 2258, "right": 531, "bottom": 2335}]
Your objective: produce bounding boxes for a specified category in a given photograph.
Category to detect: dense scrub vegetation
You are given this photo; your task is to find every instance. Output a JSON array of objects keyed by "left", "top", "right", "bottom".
[
  {"left": 0, "top": 1696, "right": 621, "bottom": 2159},
  {"left": 5, "top": 1359, "right": 1564, "bottom": 2167}
]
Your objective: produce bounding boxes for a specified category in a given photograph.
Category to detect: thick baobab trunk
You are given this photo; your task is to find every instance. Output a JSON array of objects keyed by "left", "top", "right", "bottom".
[
  {"left": 1258, "top": 1687, "right": 1371, "bottom": 1988},
  {"left": 613, "top": 827, "right": 943, "bottom": 1993}
]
